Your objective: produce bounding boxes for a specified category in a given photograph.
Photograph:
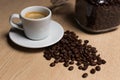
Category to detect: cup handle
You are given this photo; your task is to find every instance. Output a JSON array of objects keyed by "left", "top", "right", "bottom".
[{"left": 9, "top": 14, "right": 24, "bottom": 30}]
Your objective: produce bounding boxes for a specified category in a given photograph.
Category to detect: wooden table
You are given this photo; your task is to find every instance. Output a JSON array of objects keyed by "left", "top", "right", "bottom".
[{"left": 0, "top": 0, "right": 120, "bottom": 80}]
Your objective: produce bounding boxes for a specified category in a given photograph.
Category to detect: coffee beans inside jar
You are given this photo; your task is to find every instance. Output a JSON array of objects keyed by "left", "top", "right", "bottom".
[{"left": 43, "top": 30, "right": 106, "bottom": 78}]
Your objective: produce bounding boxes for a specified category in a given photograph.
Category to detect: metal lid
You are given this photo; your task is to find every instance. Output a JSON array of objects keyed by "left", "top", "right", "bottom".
[{"left": 87, "top": 0, "right": 120, "bottom": 5}]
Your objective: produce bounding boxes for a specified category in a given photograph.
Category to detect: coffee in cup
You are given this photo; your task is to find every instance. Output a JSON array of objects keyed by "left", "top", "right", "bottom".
[{"left": 24, "top": 11, "right": 47, "bottom": 19}]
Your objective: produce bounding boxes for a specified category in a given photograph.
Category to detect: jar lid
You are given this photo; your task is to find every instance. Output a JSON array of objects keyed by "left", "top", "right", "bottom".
[{"left": 87, "top": 0, "right": 120, "bottom": 5}]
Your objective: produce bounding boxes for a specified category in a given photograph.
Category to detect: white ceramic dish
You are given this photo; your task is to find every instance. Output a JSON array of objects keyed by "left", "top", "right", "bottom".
[{"left": 9, "top": 20, "right": 64, "bottom": 48}]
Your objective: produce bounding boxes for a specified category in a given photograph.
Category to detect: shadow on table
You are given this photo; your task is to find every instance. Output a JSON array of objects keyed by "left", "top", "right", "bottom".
[{"left": 6, "top": 30, "right": 44, "bottom": 53}]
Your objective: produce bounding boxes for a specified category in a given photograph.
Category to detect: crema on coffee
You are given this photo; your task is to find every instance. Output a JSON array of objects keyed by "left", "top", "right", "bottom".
[{"left": 25, "top": 12, "right": 47, "bottom": 19}]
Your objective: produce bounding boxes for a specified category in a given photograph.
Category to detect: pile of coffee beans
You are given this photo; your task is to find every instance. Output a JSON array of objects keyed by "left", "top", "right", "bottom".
[{"left": 43, "top": 30, "right": 106, "bottom": 78}]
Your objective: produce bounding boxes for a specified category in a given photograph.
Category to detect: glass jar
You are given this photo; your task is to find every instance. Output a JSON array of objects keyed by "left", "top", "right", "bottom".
[{"left": 75, "top": 0, "right": 120, "bottom": 33}]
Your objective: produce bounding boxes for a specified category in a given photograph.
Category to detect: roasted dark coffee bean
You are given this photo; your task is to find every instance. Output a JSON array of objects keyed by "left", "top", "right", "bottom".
[
  {"left": 82, "top": 66, "right": 87, "bottom": 71},
  {"left": 59, "top": 58, "right": 65, "bottom": 62},
  {"left": 69, "top": 61, "right": 74, "bottom": 65},
  {"left": 91, "top": 47, "right": 97, "bottom": 53},
  {"left": 90, "top": 68, "right": 96, "bottom": 74},
  {"left": 59, "top": 53, "right": 63, "bottom": 57},
  {"left": 95, "top": 66, "right": 101, "bottom": 71},
  {"left": 76, "top": 62, "right": 81, "bottom": 66},
  {"left": 87, "top": 45, "right": 92, "bottom": 48},
  {"left": 63, "top": 62, "right": 69, "bottom": 67},
  {"left": 90, "top": 62, "right": 97, "bottom": 66},
  {"left": 55, "top": 55, "right": 60, "bottom": 59},
  {"left": 76, "top": 57, "right": 81, "bottom": 61},
  {"left": 84, "top": 40, "right": 89, "bottom": 44},
  {"left": 97, "top": 61, "right": 102, "bottom": 65},
  {"left": 82, "top": 73, "right": 88, "bottom": 78},
  {"left": 44, "top": 54, "right": 51, "bottom": 60},
  {"left": 54, "top": 58, "right": 60, "bottom": 63},
  {"left": 78, "top": 66, "right": 83, "bottom": 70},
  {"left": 68, "top": 51, "right": 72, "bottom": 55},
  {"left": 101, "top": 59, "right": 106, "bottom": 64},
  {"left": 64, "top": 58, "right": 69, "bottom": 63},
  {"left": 50, "top": 62, "right": 55, "bottom": 67},
  {"left": 54, "top": 52, "right": 59, "bottom": 55},
  {"left": 92, "top": 56, "right": 97, "bottom": 60},
  {"left": 71, "top": 58, "right": 75, "bottom": 61},
  {"left": 68, "top": 66, "right": 74, "bottom": 71}
]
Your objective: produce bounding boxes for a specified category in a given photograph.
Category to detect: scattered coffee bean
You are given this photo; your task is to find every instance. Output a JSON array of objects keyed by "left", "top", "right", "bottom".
[
  {"left": 78, "top": 66, "right": 83, "bottom": 70},
  {"left": 84, "top": 40, "right": 89, "bottom": 44},
  {"left": 44, "top": 30, "right": 106, "bottom": 78},
  {"left": 82, "top": 73, "right": 88, "bottom": 78},
  {"left": 68, "top": 66, "right": 74, "bottom": 71},
  {"left": 63, "top": 62, "right": 69, "bottom": 67},
  {"left": 101, "top": 59, "right": 106, "bottom": 64},
  {"left": 82, "top": 66, "right": 88, "bottom": 71},
  {"left": 50, "top": 62, "right": 55, "bottom": 67},
  {"left": 90, "top": 68, "right": 96, "bottom": 74},
  {"left": 95, "top": 66, "right": 101, "bottom": 71},
  {"left": 69, "top": 61, "right": 74, "bottom": 65}
]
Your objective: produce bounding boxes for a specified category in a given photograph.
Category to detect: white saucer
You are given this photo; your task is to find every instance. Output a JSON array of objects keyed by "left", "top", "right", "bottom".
[{"left": 9, "top": 20, "right": 64, "bottom": 48}]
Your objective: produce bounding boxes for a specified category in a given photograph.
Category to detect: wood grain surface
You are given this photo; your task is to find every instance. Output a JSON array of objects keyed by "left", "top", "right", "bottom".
[{"left": 0, "top": 0, "right": 120, "bottom": 80}]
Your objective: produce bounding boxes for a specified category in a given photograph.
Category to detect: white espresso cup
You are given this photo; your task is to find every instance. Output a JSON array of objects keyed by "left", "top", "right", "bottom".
[{"left": 9, "top": 6, "right": 52, "bottom": 40}]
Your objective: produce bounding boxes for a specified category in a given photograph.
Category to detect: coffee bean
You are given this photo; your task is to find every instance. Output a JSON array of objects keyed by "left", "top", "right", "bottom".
[
  {"left": 59, "top": 58, "right": 64, "bottom": 63},
  {"left": 78, "top": 66, "right": 82, "bottom": 70},
  {"left": 54, "top": 59, "right": 60, "bottom": 63},
  {"left": 63, "top": 62, "right": 69, "bottom": 67},
  {"left": 55, "top": 55, "right": 60, "bottom": 59},
  {"left": 59, "top": 53, "right": 63, "bottom": 57},
  {"left": 50, "top": 62, "right": 55, "bottom": 67},
  {"left": 90, "top": 62, "right": 97, "bottom": 66},
  {"left": 101, "top": 59, "right": 106, "bottom": 64},
  {"left": 90, "top": 68, "right": 96, "bottom": 74},
  {"left": 95, "top": 66, "right": 101, "bottom": 71},
  {"left": 82, "top": 66, "right": 87, "bottom": 71},
  {"left": 97, "top": 61, "right": 102, "bottom": 65},
  {"left": 82, "top": 73, "right": 88, "bottom": 78},
  {"left": 84, "top": 40, "right": 89, "bottom": 44},
  {"left": 44, "top": 54, "right": 51, "bottom": 60},
  {"left": 71, "top": 57, "right": 75, "bottom": 61},
  {"left": 69, "top": 61, "right": 74, "bottom": 65},
  {"left": 76, "top": 62, "right": 81, "bottom": 66},
  {"left": 68, "top": 66, "right": 74, "bottom": 71}
]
